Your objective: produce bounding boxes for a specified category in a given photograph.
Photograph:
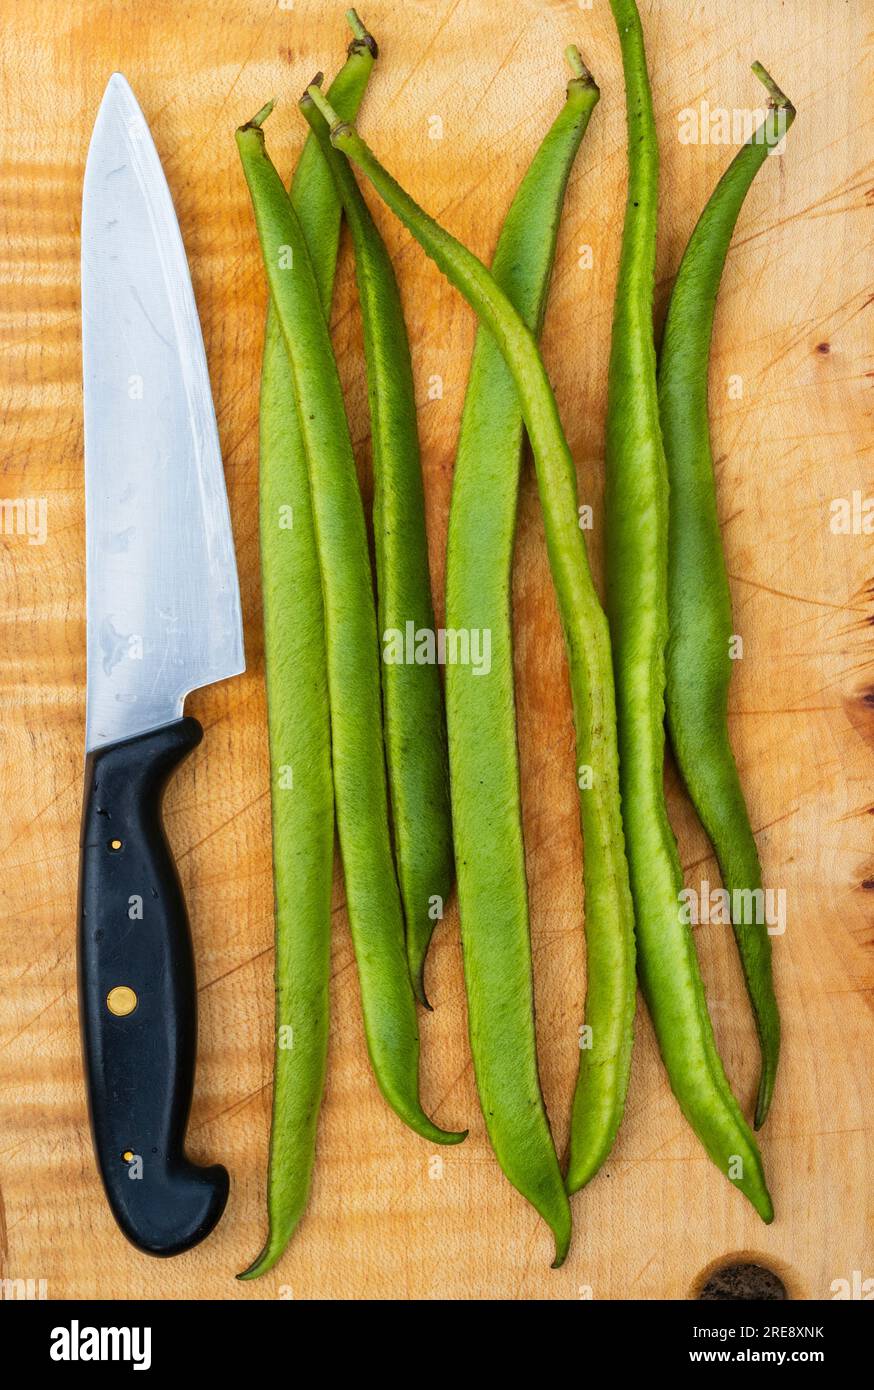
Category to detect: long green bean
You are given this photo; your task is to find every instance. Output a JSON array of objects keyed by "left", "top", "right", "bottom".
[
  {"left": 660, "top": 64, "right": 795, "bottom": 1130},
  {"left": 606, "top": 0, "right": 771, "bottom": 1220},
  {"left": 301, "top": 81, "right": 453, "bottom": 1011},
  {"left": 238, "top": 17, "right": 376, "bottom": 1283},
  {"left": 308, "top": 62, "right": 636, "bottom": 1261},
  {"left": 440, "top": 51, "right": 598, "bottom": 1257},
  {"left": 236, "top": 103, "right": 464, "bottom": 1149}
]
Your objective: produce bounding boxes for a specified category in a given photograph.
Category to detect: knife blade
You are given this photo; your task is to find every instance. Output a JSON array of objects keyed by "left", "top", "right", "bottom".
[{"left": 79, "top": 72, "right": 244, "bottom": 1256}]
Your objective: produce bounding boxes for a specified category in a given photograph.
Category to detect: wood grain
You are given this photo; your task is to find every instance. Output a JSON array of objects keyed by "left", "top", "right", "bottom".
[{"left": 0, "top": 0, "right": 871, "bottom": 1300}]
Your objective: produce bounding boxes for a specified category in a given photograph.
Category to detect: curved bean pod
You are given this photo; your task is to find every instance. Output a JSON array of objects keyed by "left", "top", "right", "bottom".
[
  {"left": 301, "top": 81, "right": 453, "bottom": 1011},
  {"left": 308, "top": 63, "right": 635, "bottom": 1261},
  {"left": 659, "top": 65, "right": 796, "bottom": 1129},
  {"left": 606, "top": 0, "right": 771, "bottom": 1219},
  {"left": 236, "top": 105, "right": 465, "bottom": 1149},
  {"left": 442, "top": 52, "right": 597, "bottom": 1259},
  {"left": 239, "top": 19, "right": 377, "bottom": 1282}
]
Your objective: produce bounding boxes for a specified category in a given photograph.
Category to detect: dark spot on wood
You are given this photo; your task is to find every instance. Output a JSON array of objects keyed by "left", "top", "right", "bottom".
[
  {"left": 816, "top": 342, "right": 830, "bottom": 354},
  {"left": 697, "top": 1262, "right": 787, "bottom": 1301},
  {"left": 861, "top": 879, "right": 874, "bottom": 891}
]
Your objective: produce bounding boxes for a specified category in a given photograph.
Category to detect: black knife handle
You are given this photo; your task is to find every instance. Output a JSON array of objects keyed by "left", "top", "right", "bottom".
[{"left": 77, "top": 715, "right": 229, "bottom": 1257}]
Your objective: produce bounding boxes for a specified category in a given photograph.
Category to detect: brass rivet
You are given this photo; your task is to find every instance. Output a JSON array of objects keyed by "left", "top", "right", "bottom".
[
  {"left": 107, "top": 985, "right": 137, "bottom": 1016},
  {"left": 122, "top": 1150, "right": 134, "bottom": 1163},
  {"left": 108, "top": 838, "right": 123, "bottom": 851}
]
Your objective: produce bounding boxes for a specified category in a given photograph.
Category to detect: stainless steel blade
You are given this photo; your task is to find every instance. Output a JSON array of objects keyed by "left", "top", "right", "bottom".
[{"left": 82, "top": 73, "right": 244, "bottom": 752}]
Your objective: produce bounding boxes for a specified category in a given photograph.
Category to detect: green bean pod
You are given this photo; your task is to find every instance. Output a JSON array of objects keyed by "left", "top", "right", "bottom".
[
  {"left": 239, "top": 22, "right": 376, "bottom": 1283},
  {"left": 659, "top": 66, "right": 795, "bottom": 1130},
  {"left": 300, "top": 85, "right": 453, "bottom": 1011},
  {"left": 444, "top": 53, "right": 598, "bottom": 1260},
  {"left": 236, "top": 107, "right": 465, "bottom": 1150},
  {"left": 606, "top": 0, "right": 772, "bottom": 1220},
  {"left": 309, "top": 65, "right": 635, "bottom": 1262}
]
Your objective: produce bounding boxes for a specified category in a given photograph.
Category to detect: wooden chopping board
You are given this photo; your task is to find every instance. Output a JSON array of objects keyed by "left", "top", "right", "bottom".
[{"left": 1, "top": 0, "right": 871, "bottom": 1301}]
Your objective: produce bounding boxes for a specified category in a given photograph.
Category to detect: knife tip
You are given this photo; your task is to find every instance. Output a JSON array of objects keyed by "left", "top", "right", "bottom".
[
  {"left": 106, "top": 70, "right": 132, "bottom": 94},
  {"left": 98, "top": 71, "right": 140, "bottom": 115}
]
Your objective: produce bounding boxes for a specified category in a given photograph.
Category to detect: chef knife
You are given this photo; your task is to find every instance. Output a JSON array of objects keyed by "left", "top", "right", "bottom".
[{"left": 79, "top": 73, "right": 244, "bottom": 1256}]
